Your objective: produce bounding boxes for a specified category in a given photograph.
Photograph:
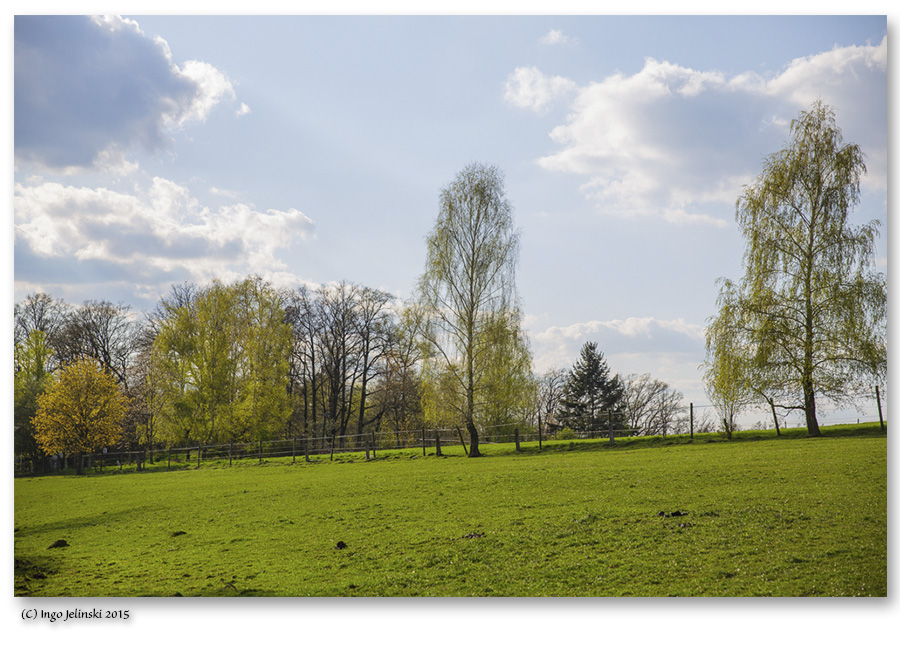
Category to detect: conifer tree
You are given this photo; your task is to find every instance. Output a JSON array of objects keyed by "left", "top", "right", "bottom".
[{"left": 558, "top": 342, "right": 623, "bottom": 433}]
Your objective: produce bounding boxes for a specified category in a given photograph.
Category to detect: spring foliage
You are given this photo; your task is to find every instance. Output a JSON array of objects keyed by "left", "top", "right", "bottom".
[
  {"left": 417, "top": 163, "right": 530, "bottom": 456},
  {"left": 706, "top": 101, "right": 886, "bottom": 436},
  {"left": 32, "top": 358, "right": 129, "bottom": 457}
]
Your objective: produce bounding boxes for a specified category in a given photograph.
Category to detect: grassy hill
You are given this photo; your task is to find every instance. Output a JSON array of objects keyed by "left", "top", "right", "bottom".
[{"left": 14, "top": 423, "right": 887, "bottom": 596}]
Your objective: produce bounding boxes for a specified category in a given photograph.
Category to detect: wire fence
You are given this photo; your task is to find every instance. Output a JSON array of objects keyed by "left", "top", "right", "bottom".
[
  {"left": 15, "top": 390, "right": 886, "bottom": 475},
  {"left": 16, "top": 420, "right": 630, "bottom": 475}
]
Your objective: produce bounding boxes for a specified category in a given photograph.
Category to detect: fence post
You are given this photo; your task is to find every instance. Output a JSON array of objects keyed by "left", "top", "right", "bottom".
[
  {"left": 436, "top": 430, "right": 442, "bottom": 456},
  {"left": 876, "top": 385, "right": 885, "bottom": 431},
  {"left": 168, "top": 448, "right": 171, "bottom": 470},
  {"left": 690, "top": 403, "right": 694, "bottom": 440},
  {"left": 514, "top": 427, "right": 520, "bottom": 452},
  {"left": 197, "top": 446, "right": 201, "bottom": 469},
  {"left": 422, "top": 428, "right": 427, "bottom": 456},
  {"left": 538, "top": 415, "right": 543, "bottom": 450},
  {"left": 608, "top": 409, "right": 615, "bottom": 445}
]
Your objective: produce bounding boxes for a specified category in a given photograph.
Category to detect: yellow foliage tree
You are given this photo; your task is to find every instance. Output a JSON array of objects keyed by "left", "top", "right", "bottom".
[{"left": 32, "top": 358, "right": 129, "bottom": 473}]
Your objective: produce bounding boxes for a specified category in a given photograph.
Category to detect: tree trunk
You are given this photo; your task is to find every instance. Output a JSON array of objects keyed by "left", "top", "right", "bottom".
[
  {"left": 767, "top": 397, "right": 781, "bottom": 436},
  {"left": 466, "top": 419, "right": 481, "bottom": 457},
  {"left": 804, "top": 386, "right": 821, "bottom": 437}
]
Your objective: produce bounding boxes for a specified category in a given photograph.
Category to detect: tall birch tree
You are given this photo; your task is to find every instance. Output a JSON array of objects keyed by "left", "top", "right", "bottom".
[
  {"left": 709, "top": 101, "right": 886, "bottom": 436},
  {"left": 417, "top": 163, "right": 522, "bottom": 457}
]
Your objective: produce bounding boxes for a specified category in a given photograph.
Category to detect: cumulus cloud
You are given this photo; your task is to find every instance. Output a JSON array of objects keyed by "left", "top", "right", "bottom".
[
  {"left": 537, "top": 316, "right": 704, "bottom": 346},
  {"left": 530, "top": 316, "right": 707, "bottom": 393},
  {"left": 517, "top": 36, "right": 887, "bottom": 225},
  {"left": 504, "top": 66, "right": 576, "bottom": 113},
  {"left": 14, "top": 15, "right": 240, "bottom": 173},
  {"left": 539, "top": 29, "right": 578, "bottom": 47},
  {"left": 14, "top": 178, "right": 315, "bottom": 301}
]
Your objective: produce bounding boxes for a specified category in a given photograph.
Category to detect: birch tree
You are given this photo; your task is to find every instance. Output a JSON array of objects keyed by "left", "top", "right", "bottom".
[
  {"left": 710, "top": 101, "right": 886, "bottom": 436},
  {"left": 417, "top": 163, "right": 522, "bottom": 457}
]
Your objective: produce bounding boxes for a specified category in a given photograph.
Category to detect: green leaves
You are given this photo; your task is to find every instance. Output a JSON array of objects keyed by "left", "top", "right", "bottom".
[
  {"left": 708, "top": 101, "right": 885, "bottom": 435},
  {"left": 32, "top": 358, "right": 129, "bottom": 457},
  {"left": 152, "top": 276, "right": 292, "bottom": 447},
  {"left": 417, "top": 164, "right": 529, "bottom": 451}
]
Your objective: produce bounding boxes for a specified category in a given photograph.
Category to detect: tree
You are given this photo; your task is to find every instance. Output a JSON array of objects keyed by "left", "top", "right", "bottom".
[
  {"left": 315, "top": 281, "right": 363, "bottom": 452},
  {"left": 15, "top": 292, "right": 69, "bottom": 358},
  {"left": 153, "top": 281, "right": 237, "bottom": 449},
  {"left": 621, "top": 373, "right": 684, "bottom": 437},
  {"left": 284, "top": 285, "right": 322, "bottom": 447},
  {"left": 32, "top": 358, "right": 129, "bottom": 474},
  {"left": 417, "top": 163, "right": 522, "bottom": 457},
  {"left": 476, "top": 309, "right": 535, "bottom": 435},
  {"left": 55, "top": 300, "right": 138, "bottom": 388},
  {"left": 710, "top": 101, "right": 886, "bottom": 437},
  {"left": 351, "top": 286, "right": 395, "bottom": 448},
  {"left": 703, "top": 286, "right": 752, "bottom": 438},
  {"left": 374, "top": 302, "right": 426, "bottom": 446},
  {"left": 536, "top": 367, "right": 568, "bottom": 435},
  {"left": 122, "top": 324, "right": 169, "bottom": 465},
  {"left": 558, "top": 342, "right": 623, "bottom": 433},
  {"left": 14, "top": 330, "right": 55, "bottom": 467},
  {"left": 231, "top": 276, "right": 293, "bottom": 446}
]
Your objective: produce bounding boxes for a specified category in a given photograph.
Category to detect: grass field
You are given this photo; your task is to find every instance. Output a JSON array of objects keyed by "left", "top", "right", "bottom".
[{"left": 13, "top": 424, "right": 887, "bottom": 597}]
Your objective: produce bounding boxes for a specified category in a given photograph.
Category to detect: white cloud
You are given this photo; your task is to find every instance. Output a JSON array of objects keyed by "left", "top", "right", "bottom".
[
  {"left": 504, "top": 66, "right": 576, "bottom": 113},
  {"left": 14, "top": 178, "right": 315, "bottom": 300},
  {"left": 14, "top": 15, "right": 241, "bottom": 173},
  {"left": 766, "top": 38, "right": 887, "bottom": 108},
  {"left": 174, "top": 60, "right": 237, "bottom": 126},
  {"left": 538, "top": 316, "right": 705, "bottom": 344},
  {"left": 236, "top": 102, "right": 252, "bottom": 117},
  {"left": 662, "top": 208, "right": 727, "bottom": 228},
  {"left": 520, "top": 37, "right": 887, "bottom": 225},
  {"left": 529, "top": 316, "right": 707, "bottom": 396},
  {"left": 539, "top": 29, "right": 578, "bottom": 47}
]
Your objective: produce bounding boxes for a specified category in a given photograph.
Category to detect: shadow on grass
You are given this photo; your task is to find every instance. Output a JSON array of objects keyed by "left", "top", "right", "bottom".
[{"left": 14, "top": 505, "right": 160, "bottom": 539}]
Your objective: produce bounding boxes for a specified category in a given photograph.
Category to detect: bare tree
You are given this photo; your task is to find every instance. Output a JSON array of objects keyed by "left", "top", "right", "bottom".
[
  {"left": 536, "top": 367, "right": 567, "bottom": 434},
  {"left": 621, "top": 373, "right": 685, "bottom": 437},
  {"left": 352, "top": 286, "right": 395, "bottom": 448},
  {"left": 284, "top": 285, "right": 321, "bottom": 447},
  {"left": 14, "top": 293, "right": 70, "bottom": 369},
  {"left": 55, "top": 300, "right": 139, "bottom": 388},
  {"left": 374, "top": 302, "right": 426, "bottom": 446}
]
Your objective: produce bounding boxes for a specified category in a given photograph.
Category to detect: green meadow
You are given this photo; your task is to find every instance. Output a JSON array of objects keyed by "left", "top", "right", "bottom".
[{"left": 14, "top": 424, "right": 886, "bottom": 597}]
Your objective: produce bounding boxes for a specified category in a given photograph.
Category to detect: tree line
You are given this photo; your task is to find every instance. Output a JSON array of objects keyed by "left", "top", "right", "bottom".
[
  {"left": 16, "top": 101, "right": 886, "bottom": 472},
  {"left": 14, "top": 282, "right": 691, "bottom": 474}
]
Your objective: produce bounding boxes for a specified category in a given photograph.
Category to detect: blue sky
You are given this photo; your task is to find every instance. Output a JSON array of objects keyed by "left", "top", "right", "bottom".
[{"left": 12, "top": 12, "right": 889, "bottom": 425}]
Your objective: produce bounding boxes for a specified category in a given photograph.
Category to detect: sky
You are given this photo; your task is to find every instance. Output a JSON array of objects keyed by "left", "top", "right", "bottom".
[{"left": 11, "top": 12, "right": 889, "bottom": 427}]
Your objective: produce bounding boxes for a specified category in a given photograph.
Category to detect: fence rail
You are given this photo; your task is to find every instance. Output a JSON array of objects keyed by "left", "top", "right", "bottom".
[
  {"left": 14, "top": 413, "right": 886, "bottom": 476},
  {"left": 15, "top": 422, "right": 619, "bottom": 474}
]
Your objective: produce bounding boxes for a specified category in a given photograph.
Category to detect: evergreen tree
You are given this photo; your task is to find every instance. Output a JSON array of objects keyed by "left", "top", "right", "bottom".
[{"left": 558, "top": 342, "right": 623, "bottom": 433}]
